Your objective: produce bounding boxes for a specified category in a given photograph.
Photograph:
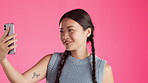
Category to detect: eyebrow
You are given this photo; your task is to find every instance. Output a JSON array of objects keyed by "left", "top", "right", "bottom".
[{"left": 60, "top": 25, "right": 74, "bottom": 29}]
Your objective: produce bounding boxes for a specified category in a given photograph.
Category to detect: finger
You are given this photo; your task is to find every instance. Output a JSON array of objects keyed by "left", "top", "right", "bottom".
[
  {"left": 2, "top": 34, "right": 17, "bottom": 43},
  {"left": 5, "top": 39, "right": 18, "bottom": 46},
  {"left": 8, "top": 44, "right": 17, "bottom": 51},
  {"left": 2, "top": 27, "right": 10, "bottom": 38}
]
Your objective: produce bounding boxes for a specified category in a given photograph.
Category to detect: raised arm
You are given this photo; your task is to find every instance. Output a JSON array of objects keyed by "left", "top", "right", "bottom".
[
  {"left": 0, "top": 28, "right": 52, "bottom": 83},
  {"left": 1, "top": 54, "right": 52, "bottom": 83},
  {"left": 22, "top": 54, "right": 52, "bottom": 82}
]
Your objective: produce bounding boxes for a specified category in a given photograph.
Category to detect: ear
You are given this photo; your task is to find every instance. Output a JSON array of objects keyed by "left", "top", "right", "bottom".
[{"left": 85, "top": 28, "right": 92, "bottom": 37}]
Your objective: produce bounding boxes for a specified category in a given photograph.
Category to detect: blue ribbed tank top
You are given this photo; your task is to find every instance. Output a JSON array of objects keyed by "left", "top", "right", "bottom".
[{"left": 46, "top": 52, "right": 107, "bottom": 83}]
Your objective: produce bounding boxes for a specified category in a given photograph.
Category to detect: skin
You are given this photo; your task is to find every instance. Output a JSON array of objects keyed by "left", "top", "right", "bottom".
[
  {"left": 60, "top": 18, "right": 92, "bottom": 59},
  {"left": 0, "top": 18, "right": 114, "bottom": 83},
  {"left": 60, "top": 18, "right": 114, "bottom": 83}
]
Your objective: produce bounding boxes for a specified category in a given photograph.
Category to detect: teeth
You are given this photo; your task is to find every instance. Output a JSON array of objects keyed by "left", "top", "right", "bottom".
[
  {"left": 66, "top": 42, "right": 70, "bottom": 43},
  {"left": 63, "top": 40, "right": 72, "bottom": 45},
  {"left": 65, "top": 41, "right": 71, "bottom": 45}
]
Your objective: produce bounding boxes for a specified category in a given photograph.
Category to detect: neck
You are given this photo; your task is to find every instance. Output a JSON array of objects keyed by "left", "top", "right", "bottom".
[{"left": 70, "top": 46, "right": 90, "bottom": 59}]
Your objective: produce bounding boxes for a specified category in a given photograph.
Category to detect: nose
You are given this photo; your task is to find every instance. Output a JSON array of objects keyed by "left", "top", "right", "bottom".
[{"left": 62, "top": 32, "right": 69, "bottom": 40}]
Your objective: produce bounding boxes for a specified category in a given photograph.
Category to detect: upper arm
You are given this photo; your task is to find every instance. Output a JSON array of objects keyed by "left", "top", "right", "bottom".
[
  {"left": 103, "top": 64, "right": 114, "bottom": 83},
  {"left": 22, "top": 54, "right": 52, "bottom": 83}
]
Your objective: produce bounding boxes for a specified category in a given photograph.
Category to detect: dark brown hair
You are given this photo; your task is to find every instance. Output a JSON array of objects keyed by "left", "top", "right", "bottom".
[{"left": 55, "top": 9, "right": 97, "bottom": 83}]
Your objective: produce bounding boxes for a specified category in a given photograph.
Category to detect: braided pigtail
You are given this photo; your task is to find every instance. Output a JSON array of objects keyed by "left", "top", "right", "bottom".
[
  {"left": 55, "top": 50, "right": 71, "bottom": 83},
  {"left": 59, "top": 9, "right": 97, "bottom": 83},
  {"left": 90, "top": 35, "right": 97, "bottom": 83}
]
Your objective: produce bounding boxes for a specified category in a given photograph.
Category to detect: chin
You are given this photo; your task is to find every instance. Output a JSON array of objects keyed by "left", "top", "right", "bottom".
[
  {"left": 64, "top": 45, "right": 75, "bottom": 51},
  {"left": 65, "top": 47, "right": 74, "bottom": 51},
  {"left": 65, "top": 48, "right": 72, "bottom": 51}
]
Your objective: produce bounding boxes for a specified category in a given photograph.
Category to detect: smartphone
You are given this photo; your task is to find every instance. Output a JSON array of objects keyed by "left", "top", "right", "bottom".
[{"left": 4, "top": 23, "right": 16, "bottom": 54}]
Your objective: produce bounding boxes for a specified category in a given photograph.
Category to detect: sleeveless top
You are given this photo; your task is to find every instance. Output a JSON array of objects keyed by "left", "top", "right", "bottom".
[{"left": 46, "top": 52, "right": 107, "bottom": 83}]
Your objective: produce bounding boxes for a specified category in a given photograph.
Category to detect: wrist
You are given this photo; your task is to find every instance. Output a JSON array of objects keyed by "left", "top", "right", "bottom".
[{"left": 0, "top": 58, "right": 8, "bottom": 64}]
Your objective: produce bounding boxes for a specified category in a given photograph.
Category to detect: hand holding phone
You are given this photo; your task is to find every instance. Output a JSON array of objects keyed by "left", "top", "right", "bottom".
[{"left": 4, "top": 23, "right": 16, "bottom": 54}]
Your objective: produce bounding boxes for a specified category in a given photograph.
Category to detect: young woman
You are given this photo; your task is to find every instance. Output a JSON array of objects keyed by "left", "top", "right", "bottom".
[{"left": 0, "top": 9, "right": 114, "bottom": 83}]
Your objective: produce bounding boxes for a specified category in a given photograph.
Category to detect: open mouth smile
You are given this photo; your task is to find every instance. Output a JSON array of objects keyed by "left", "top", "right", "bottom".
[{"left": 64, "top": 41, "right": 72, "bottom": 45}]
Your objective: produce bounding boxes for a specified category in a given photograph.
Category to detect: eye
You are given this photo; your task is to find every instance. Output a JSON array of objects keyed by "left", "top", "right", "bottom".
[
  {"left": 68, "top": 29, "right": 73, "bottom": 32},
  {"left": 60, "top": 30, "right": 63, "bottom": 33}
]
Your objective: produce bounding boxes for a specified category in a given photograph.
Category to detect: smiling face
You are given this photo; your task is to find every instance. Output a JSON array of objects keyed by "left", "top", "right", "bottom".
[{"left": 60, "top": 18, "right": 91, "bottom": 51}]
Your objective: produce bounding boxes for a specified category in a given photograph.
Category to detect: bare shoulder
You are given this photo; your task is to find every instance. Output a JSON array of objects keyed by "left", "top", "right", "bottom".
[
  {"left": 104, "top": 64, "right": 112, "bottom": 72},
  {"left": 22, "top": 54, "right": 53, "bottom": 82},
  {"left": 103, "top": 63, "right": 114, "bottom": 83},
  {"left": 36, "top": 54, "right": 53, "bottom": 65},
  {"left": 41, "top": 54, "right": 53, "bottom": 62}
]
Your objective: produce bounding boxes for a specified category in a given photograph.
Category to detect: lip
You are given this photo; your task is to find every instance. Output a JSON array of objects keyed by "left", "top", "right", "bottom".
[{"left": 64, "top": 41, "right": 72, "bottom": 45}]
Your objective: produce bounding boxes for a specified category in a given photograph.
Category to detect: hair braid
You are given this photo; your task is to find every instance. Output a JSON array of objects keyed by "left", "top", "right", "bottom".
[
  {"left": 58, "top": 9, "right": 97, "bottom": 83},
  {"left": 55, "top": 50, "right": 71, "bottom": 83},
  {"left": 90, "top": 36, "right": 97, "bottom": 83}
]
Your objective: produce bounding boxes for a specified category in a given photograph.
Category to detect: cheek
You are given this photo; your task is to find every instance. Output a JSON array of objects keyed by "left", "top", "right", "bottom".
[
  {"left": 72, "top": 32, "right": 85, "bottom": 42},
  {"left": 60, "top": 34, "right": 63, "bottom": 42}
]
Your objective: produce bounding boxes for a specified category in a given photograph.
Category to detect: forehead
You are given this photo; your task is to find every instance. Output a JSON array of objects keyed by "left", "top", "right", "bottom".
[{"left": 59, "top": 18, "right": 80, "bottom": 29}]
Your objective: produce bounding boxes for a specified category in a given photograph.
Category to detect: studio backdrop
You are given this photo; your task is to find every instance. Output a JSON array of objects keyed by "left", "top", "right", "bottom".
[{"left": 0, "top": 0, "right": 148, "bottom": 83}]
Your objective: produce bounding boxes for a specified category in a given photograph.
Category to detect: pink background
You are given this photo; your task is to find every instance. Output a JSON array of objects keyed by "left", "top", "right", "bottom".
[{"left": 0, "top": 0, "right": 148, "bottom": 83}]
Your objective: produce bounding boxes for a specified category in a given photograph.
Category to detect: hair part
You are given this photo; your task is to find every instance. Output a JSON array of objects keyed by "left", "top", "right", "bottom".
[{"left": 55, "top": 9, "right": 97, "bottom": 83}]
